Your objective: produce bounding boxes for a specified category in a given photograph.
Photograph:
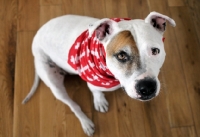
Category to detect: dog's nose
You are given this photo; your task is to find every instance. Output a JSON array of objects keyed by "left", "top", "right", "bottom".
[{"left": 135, "top": 77, "right": 157, "bottom": 100}]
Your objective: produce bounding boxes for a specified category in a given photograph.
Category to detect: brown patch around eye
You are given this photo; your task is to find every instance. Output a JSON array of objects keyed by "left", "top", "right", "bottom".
[
  {"left": 106, "top": 30, "right": 140, "bottom": 74},
  {"left": 106, "top": 31, "right": 138, "bottom": 55}
]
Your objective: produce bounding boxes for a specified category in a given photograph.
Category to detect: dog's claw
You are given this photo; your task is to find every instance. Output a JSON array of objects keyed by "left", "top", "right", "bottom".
[
  {"left": 94, "top": 95, "right": 109, "bottom": 113},
  {"left": 80, "top": 117, "right": 95, "bottom": 136}
]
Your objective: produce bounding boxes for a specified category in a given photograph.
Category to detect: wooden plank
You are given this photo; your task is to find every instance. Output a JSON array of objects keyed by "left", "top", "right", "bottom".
[
  {"left": 0, "top": 0, "right": 17, "bottom": 137},
  {"left": 0, "top": 75, "right": 13, "bottom": 137},
  {"left": 40, "top": 5, "right": 64, "bottom": 26},
  {"left": 18, "top": 0, "right": 39, "bottom": 31},
  {"left": 40, "top": 0, "right": 62, "bottom": 6},
  {"left": 0, "top": 31, "right": 14, "bottom": 137},
  {"left": 105, "top": 0, "right": 128, "bottom": 18},
  {"left": 186, "top": 0, "right": 200, "bottom": 46},
  {"left": 65, "top": 76, "right": 92, "bottom": 114},
  {"left": 163, "top": 18, "right": 193, "bottom": 127},
  {"left": 55, "top": 100, "right": 68, "bottom": 137},
  {"left": 39, "top": 83, "right": 57, "bottom": 137},
  {"left": 62, "top": 0, "right": 85, "bottom": 15},
  {"left": 14, "top": 0, "right": 40, "bottom": 136},
  {"left": 148, "top": 0, "right": 194, "bottom": 127},
  {"left": 143, "top": 74, "right": 172, "bottom": 137},
  {"left": 171, "top": 126, "right": 197, "bottom": 137},
  {"left": 148, "top": 0, "right": 169, "bottom": 11},
  {"left": 116, "top": 91, "right": 146, "bottom": 137},
  {"left": 126, "top": 0, "right": 149, "bottom": 19},
  {"left": 63, "top": 113, "right": 92, "bottom": 137},
  {"left": 93, "top": 92, "right": 119, "bottom": 137},
  {"left": 168, "top": 0, "right": 185, "bottom": 7},
  {"left": 13, "top": 31, "right": 40, "bottom": 137},
  {"left": 83, "top": 0, "right": 106, "bottom": 18},
  {"left": 170, "top": 7, "right": 200, "bottom": 136}
]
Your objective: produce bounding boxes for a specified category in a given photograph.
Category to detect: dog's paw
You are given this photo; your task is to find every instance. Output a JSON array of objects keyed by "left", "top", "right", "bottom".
[
  {"left": 80, "top": 117, "right": 95, "bottom": 136},
  {"left": 94, "top": 95, "right": 109, "bottom": 113}
]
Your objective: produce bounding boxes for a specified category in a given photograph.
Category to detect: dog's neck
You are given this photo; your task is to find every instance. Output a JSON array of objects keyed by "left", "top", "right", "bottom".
[{"left": 68, "top": 30, "right": 120, "bottom": 88}]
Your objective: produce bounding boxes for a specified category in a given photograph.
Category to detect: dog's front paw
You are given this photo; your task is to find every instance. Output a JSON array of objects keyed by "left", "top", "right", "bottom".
[
  {"left": 80, "top": 117, "right": 95, "bottom": 136},
  {"left": 94, "top": 95, "right": 109, "bottom": 113}
]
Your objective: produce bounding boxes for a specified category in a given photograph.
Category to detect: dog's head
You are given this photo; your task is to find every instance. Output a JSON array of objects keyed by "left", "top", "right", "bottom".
[{"left": 89, "top": 12, "right": 176, "bottom": 101}]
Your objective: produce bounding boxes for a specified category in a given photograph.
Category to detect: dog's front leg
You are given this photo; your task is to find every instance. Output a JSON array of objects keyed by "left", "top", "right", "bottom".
[
  {"left": 92, "top": 90, "right": 109, "bottom": 113},
  {"left": 50, "top": 85, "right": 95, "bottom": 136},
  {"left": 34, "top": 58, "right": 94, "bottom": 136},
  {"left": 87, "top": 83, "right": 110, "bottom": 113}
]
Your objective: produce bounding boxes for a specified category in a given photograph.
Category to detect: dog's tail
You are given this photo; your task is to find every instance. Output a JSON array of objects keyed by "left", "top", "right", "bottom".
[{"left": 22, "top": 72, "right": 40, "bottom": 104}]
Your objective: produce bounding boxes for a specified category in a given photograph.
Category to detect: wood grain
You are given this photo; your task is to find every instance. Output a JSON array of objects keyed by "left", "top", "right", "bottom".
[
  {"left": 93, "top": 92, "right": 119, "bottom": 137},
  {"left": 13, "top": 31, "right": 40, "bottom": 137},
  {"left": 116, "top": 91, "right": 146, "bottom": 137},
  {"left": 105, "top": 0, "right": 128, "bottom": 18},
  {"left": 168, "top": 0, "right": 185, "bottom": 6},
  {"left": 17, "top": 0, "right": 39, "bottom": 31},
  {"left": 171, "top": 126, "right": 197, "bottom": 137},
  {"left": 0, "top": 0, "right": 17, "bottom": 137},
  {"left": 83, "top": 0, "right": 106, "bottom": 18},
  {"left": 143, "top": 75, "right": 172, "bottom": 137},
  {"left": 186, "top": 0, "right": 200, "bottom": 45},
  {"left": 163, "top": 16, "right": 193, "bottom": 127},
  {"left": 40, "top": 0, "right": 62, "bottom": 6},
  {"left": 0, "top": 0, "right": 199, "bottom": 136},
  {"left": 63, "top": 0, "right": 85, "bottom": 15},
  {"left": 126, "top": 0, "right": 149, "bottom": 19},
  {"left": 40, "top": 5, "right": 64, "bottom": 26},
  {"left": 170, "top": 6, "right": 200, "bottom": 137}
]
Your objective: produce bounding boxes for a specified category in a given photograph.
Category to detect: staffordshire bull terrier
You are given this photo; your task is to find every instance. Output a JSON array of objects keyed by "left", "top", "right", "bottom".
[{"left": 22, "top": 11, "right": 176, "bottom": 136}]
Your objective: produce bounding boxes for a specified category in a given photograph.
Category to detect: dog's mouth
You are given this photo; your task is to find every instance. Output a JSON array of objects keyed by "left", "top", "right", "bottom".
[
  {"left": 136, "top": 94, "right": 156, "bottom": 101},
  {"left": 121, "top": 88, "right": 156, "bottom": 101}
]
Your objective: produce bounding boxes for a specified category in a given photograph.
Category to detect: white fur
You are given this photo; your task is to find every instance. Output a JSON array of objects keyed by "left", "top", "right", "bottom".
[{"left": 23, "top": 12, "right": 175, "bottom": 136}]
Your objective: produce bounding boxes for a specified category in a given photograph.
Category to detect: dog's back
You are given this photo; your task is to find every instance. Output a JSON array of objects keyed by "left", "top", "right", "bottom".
[{"left": 32, "top": 15, "right": 99, "bottom": 73}]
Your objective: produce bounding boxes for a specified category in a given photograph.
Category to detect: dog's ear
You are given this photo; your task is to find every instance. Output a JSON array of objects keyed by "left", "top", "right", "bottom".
[
  {"left": 145, "top": 11, "right": 176, "bottom": 34},
  {"left": 88, "top": 19, "right": 120, "bottom": 42}
]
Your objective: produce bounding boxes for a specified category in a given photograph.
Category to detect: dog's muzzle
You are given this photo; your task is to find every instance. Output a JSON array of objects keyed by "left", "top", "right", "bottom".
[{"left": 135, "top": 77, "right": 157, "bottom": 101}]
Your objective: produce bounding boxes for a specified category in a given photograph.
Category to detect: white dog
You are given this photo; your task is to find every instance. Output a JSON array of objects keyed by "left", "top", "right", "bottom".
[{"left": 22, "top": 12, "right": 176, "bottom": 136}]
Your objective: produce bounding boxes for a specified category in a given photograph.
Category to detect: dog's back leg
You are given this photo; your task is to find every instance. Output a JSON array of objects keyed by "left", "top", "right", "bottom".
[{"left": 33, "top": 55, "right": 95, "bottom": 136}]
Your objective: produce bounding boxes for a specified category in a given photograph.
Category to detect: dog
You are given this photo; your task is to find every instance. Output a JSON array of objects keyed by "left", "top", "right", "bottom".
[{"left": 22, "top": 11, "right": 176, "bottom": 136}]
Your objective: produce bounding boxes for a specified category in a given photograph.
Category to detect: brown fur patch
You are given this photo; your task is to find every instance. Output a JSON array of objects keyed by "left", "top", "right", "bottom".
[
  {"left": 106, "top": 30, "right": 140, "bottom": 75},
  {"left": 106, "top": 31, "right": 138, "bottom": 56}
]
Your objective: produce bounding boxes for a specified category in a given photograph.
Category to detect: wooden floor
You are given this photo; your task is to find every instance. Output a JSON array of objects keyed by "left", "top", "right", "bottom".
[{"left": 1, "top": 0, "right": 200, "bottom": 137}]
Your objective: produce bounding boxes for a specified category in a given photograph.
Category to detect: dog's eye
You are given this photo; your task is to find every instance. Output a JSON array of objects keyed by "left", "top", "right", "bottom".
[
  {"left": 115, "top": 51, "right": 129, "bottom": 63},
  {"left": 151, "top": 48, "right": 160, "bottom": 55}
]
